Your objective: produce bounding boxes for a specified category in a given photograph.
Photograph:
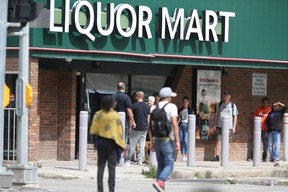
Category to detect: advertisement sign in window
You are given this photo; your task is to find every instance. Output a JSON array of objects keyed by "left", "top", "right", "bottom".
[{"left": 196, "top": 70, "right": 221, "bottom": 140}]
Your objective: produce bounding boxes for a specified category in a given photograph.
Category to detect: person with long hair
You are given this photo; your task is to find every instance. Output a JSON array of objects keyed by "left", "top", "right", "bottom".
[{"left": 90, "top": 96, "right": 125, "bottom": 192}]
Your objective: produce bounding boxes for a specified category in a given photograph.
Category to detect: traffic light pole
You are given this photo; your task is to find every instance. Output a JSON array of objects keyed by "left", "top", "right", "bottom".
[
  {"left": 0, "top": 0, "right": 14, "bottom": 188},
  {"left": 9, "top": 22, "right": 38, "bottom": 185}
]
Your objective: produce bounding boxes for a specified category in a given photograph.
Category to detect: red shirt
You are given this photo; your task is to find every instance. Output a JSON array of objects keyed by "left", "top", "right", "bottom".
[{"left": 254, "top": 106, "right": 272, "bottom": 131}]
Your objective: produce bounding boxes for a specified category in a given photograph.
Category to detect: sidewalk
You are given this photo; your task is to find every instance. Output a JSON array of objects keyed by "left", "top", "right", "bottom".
[
  {"left": 35, "top": 159, "right": 288, "bottom": 183},
  {"left": 8, "top": 159, "right": 288, "bottom": 191}
]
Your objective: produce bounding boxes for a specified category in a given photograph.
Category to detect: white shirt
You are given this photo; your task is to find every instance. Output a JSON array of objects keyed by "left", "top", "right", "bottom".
[
  {"left": 216, "top": 102, "right": 238, "bottom": 129},
  {"left": 150, "top": 101, "right": 178, "bottom": 139}
]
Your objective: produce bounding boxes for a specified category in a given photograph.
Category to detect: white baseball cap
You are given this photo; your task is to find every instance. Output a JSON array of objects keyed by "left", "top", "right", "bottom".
[{"left": 159, "top": 87, "right": 177, "bottom": 98}]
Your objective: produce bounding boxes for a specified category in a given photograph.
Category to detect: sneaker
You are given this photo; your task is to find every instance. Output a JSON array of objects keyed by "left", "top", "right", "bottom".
[
  {"left": 184, "top": 157, "right": 187, "bottom": 162},
  {"left": 137, "top": 161, "right": 143, "bottom": 165},
  {"left": 152, "top": 181, "right": 165, "bottom": 192},
  {"left": 124, "top": 161, "right": 131, "bottom": 167},
  {"left": 211, "top": 155, "right": 219, "bottom": 162}
]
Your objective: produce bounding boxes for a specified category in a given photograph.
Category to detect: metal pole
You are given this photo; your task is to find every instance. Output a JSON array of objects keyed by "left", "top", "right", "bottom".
[
  {"left": 221, "top": 115, "right": 229, "bottom": 167},
  {"left": 118, "top": 112, "right": 125, "bottom": 166},
  {"left": 187, "top": 114, "right": 196, "bottom": 167},
  {"left": 283, "top": 113, "right": 288, "bottom": 161},
  {"left": 253, "top": 117, "right": 262, "bottom": 166},
  {"left": 9, "top": 23, "right": 37, "bottom": 185},
  {"left": 0, "top": 0, "right": 14, "bottom": 188},
  {"left": 16, "top": 23, "right": 29, "bottom": 166},
  {"left": 0, "top": 0, "right": 8, "bottom": 168},
  {"left": 79, "top": 111, "right": 88, "bottom": 171}
]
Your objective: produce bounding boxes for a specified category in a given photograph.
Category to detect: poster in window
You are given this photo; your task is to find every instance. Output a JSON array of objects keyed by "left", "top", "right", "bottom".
[{"left": 196, "top": 70, "right": 221, "bottom": 140}]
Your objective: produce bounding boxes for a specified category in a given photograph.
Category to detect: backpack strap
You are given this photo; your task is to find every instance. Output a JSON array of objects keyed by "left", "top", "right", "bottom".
[{"left": 162, "top": 103, "right": 170, "bottom": 109}]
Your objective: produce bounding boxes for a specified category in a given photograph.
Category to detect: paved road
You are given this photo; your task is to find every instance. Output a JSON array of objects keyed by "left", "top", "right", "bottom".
[{"left": 17, "top": 177, "right": 287, "bottom": 192}]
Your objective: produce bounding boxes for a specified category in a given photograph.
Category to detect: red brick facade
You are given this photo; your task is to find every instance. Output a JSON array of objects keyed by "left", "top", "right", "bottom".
[{"left": 6, "top": 58, "right": 288, "bottom": 161}]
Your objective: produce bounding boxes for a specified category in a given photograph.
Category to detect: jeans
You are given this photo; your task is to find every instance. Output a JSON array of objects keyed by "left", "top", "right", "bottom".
[
  {"left": 268, "top": 130, "right": 281, "bottom": 161},
  {"left": 261, "top": 131, "right": 268, "bottom": 161},
  {"left": 125, "top": 130, "right": 147, "bottom": 163},
  {"left": 97, "top": 137, "right": 117, "bottom": 192},
  {"left": 179, "top": 122, "right": 188, "bottom": 155},
  {"left": 155, "top": 139, "right": 174, "bottom": 181},
  {"left": 125, "top": 121, "right": 129, "bottom": 147}
]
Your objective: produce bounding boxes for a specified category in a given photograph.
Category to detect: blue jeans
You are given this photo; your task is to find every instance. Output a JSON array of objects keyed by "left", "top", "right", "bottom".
[
  {"left": 179, "top": 122, "right": 188, "bottom": 155},
  {"left": 261, "top": 131, "right": 268, "bottom": 161},
  {"left": 268, "top": 130, "right": 281, "bottom": 161},
  {"left": 155, "top": 139, "right": 174, "bottom": 181},
  {"left": 125, "top": 121, "right": 129, "bottom": 147}
]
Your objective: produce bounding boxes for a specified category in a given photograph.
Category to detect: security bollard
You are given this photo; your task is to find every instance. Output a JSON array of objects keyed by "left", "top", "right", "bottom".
[
  {"left": 187, "top": 115, "right": 196, "bottom": 167},
  {"left": 118, "top": 112, "right": 126, "bottom": 166},
  {"left": 253, "top": 117, "right": 262, "bottom": 166},
  {"left": 79, "top": 111, "right": 88, "bottom": 171},
  {"left": 284, "top": 113, "right": 288, "bottom": 161},
  {"left": 221, "top": 115, "right": 230, "bottom": 167}
]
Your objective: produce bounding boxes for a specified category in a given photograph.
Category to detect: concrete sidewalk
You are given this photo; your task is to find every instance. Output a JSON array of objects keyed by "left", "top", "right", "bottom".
[
  {"left": 7, "top": 159, "right": 288, "bottom": 191},
  {"left": 35, "top": 160, "right": 288, "bottom": 182}
]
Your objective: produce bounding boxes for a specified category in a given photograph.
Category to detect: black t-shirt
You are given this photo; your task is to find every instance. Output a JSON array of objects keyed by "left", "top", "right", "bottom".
[
  {"left": 132, "top": 102, "right": 150, "bottom": 131},
  {"left": 112, "top": 91, "right": 132, "bottom": 119}
]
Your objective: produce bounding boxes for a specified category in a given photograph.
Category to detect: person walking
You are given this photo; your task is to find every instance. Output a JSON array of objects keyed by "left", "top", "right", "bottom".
[
  {"left": 178, "top": 96, "right": 194, "bottom": 162},
  {"left": 149, "top": 87, "right": 180, "bottom": 192},
  {"left": 212, "top": 91, "right": 238, "bottom": 161},
  {"left": 266, "top": 101, "right": 287, "bottom": 163},
  {"left": 254, "top": 97, "right": 271, "bottom": 162},
  {"left": 112, "top": 82, "right": 135, "bottom": 146},
  {"left": 89, "top": 96, "right": 125, "bottom": 192},
  {"left": 125, "top": 91, "right": 150, "bottom": 165}
]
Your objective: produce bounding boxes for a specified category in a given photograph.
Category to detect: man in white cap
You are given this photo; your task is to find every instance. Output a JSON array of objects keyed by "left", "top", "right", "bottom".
[{"left": 149, "top": 87, "right": 180, "bottom": 192}]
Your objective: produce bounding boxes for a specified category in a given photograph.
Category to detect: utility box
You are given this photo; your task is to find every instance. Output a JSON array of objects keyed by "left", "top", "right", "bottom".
[
  {"left": 0, "top": 170, "right": 14, "bottom": 188},
  {"left": 9, "top": 165, "right": 37, "bottom": 185}
]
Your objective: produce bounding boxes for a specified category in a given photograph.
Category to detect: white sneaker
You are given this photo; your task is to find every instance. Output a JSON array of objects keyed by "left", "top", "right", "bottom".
[
  {"left": 124, "top": 161, "right": 131, "bottom": 167},
  {"left": 137, "top": 161, "right": 143, "bottom": 165},
  {"left": 185, "top": 157, "right": 187, "bottom": 162}
]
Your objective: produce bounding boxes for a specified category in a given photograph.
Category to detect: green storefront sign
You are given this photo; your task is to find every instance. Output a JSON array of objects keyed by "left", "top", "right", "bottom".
[{"left": 8, "top": 0, "right": 288, "bottom": 68}]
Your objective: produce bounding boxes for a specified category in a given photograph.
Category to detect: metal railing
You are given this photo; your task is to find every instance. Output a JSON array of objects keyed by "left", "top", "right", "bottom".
[{"left": 4, "top": 108, "right": 17, "bottom": 161}]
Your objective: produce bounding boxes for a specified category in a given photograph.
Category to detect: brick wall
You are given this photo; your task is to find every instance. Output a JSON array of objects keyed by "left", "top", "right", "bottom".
[
  {"left": 57, "top": 72, "right": 76, "bottom": 160},
  {"left": 173, "top": 66, "right": 288, "bottom": 161},
  {"left": 38, "top": 70, "right": 76, "bottom": 160},
  {"left": 28, "top": 58, "right": 40, "bottom": 161}
]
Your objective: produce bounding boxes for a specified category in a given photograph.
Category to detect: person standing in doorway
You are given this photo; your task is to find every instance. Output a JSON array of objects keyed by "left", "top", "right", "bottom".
[
  {"left": 150, "top": 87, "right": 180, "bottom": 192},
  {"left": 90, "top": 96, "right": 125, "bottom": 192},
  {"left": 112, "top": 82, "right": 135, "bottom": 146},
  {"left": 125, "top": 91, "right": 150, "bottom": 165},
  {"left": 254, "top": 97, "right": 271, "bottom": 162},
  {"left": 266, "top": 101, "right": 287, "bottom": 163},
  {"left": 212, "top": 91, "right": 238, "bottom": 161},
  {"left": 178, "top": 96, "right": 194, "bottom": 162}
]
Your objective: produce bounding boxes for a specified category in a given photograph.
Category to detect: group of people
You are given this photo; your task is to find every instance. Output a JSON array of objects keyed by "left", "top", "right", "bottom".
[
  {"left": 254, "top": 97, "right": 287, "bottom": 163},
  {"left": 89, "top": 82, "right": 179, "bottom": 192},
  {"left": 89, "top": 82, "right": 287, "bottom": 192}
]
